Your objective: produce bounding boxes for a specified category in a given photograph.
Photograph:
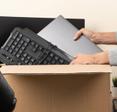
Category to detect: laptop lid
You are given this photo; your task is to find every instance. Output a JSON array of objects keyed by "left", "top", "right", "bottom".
[{"left": 38, "top": 15, "right": 102, "bottom": 57}]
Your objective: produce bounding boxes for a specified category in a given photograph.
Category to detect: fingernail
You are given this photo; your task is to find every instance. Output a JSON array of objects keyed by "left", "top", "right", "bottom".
[{"left": 73, "top": 36, "right": 77, "bottom": 40}]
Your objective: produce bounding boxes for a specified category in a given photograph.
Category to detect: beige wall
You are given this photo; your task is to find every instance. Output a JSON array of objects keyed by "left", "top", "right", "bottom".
[{"left": 0, "top": 0, "right": 117, "bottom": 31}]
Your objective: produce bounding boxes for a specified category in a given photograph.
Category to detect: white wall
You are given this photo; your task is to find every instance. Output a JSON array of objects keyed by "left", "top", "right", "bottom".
[{"left": 0, "top": 0, "right": 117, "bottom": 31}]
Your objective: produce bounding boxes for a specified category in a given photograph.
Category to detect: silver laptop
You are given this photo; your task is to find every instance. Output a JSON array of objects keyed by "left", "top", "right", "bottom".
[{"left": 38, "top": 15, "right": 102, "bottom": 58}]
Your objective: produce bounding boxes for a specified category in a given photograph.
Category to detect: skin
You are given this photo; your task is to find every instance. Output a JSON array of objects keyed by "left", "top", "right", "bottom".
[{"left": 70, "top": 28, "right": 117, "bottom": 65}]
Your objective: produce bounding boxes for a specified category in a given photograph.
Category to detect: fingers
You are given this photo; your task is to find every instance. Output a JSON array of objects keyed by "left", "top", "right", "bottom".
[
  {"left": 70, "top": 59, "right": 89, "bottom": 65},
  {"left": 70, "top": 60, "right": 76, "bottom": 65},
  {"left": 70, "top": 54, "right": 95, "bottom": 65},
  {"left": 74, "top": 31, "right": 82, "bottom": 41},
  {"left": 74, "top": 28, "right": 95, "bottom": 41},
  {"left": 70, "top": 55, "right": 82, "bottom": 65},
  {"left": 74, "top": 28, "right": 85, "bottom": 41},
  {"left": 70, "top": 55, "right": 79, "bottom": 65}
]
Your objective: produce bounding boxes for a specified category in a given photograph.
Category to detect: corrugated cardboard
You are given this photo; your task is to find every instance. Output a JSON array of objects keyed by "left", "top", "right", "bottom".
[
  {"left": 0, "top": 65, "right": 112, "bottom": 112},
  {"left": 0, "top": 65, "right": 111, "bottom": 75}
]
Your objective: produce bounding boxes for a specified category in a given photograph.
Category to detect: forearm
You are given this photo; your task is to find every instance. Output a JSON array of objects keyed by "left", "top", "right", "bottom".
[{"left": 92, "top": 32, "right": 117, "bottom": 44}]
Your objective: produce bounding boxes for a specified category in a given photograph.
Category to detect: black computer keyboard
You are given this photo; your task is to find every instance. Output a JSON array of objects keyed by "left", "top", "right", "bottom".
[{"left": 0, "top": 27, "right": 71, "bottom": 65}]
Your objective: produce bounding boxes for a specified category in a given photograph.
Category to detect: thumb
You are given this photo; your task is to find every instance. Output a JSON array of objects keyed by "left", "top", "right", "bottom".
[{"left": 74, "top": 30, "right": 82, "bottom": 41}]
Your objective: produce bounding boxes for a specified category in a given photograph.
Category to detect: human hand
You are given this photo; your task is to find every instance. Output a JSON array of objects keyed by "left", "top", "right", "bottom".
[
  {"left": 70, "top": 54, "right": 94, "bottom": 64},
  {"left": 74, "top": 28, "right": 94, "bottom": 41},
  {"left": 70, "top": 51, "right": 109, "bottom": 65},
  {"left": 74, "top": 28, "right": 116, "bottom": 44},
  {"left": 74, "top": 28, "right": 103, "bottom": 44}
]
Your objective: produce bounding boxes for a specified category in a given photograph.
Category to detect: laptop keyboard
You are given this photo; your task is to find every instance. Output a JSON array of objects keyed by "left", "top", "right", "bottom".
[{"left": 0, "top": 28, "right": 71, "bottom": 65}]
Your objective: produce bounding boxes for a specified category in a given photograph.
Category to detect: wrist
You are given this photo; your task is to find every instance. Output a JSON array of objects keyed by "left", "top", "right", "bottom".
[
  {"left": 91, "top": 32, "right": 103, "bottom": 43},
  {"left": 93, "top": 51, "right": 109, "bottom": 64}
]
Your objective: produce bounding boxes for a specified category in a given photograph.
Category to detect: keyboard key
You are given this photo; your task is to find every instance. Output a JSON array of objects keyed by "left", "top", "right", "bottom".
[
  {"left": 35, "top": 44, "right": 39, "bottom": 48},
  {"left": 19, "top": 34, "right": 23, "bottom": 38},
  {"left": 23, "top": 53, "right": 27, "bottom": 57},
  {"left": 11, "top": 45, "right": 15, "bottom": 49},
  {"left": 9, "top": 49, "right": 13, "bottom": 53},
  {"left": 16, "top": 37, "right": 20, "bottom": 42},
  {"left": 18, "top": 50, "right": 23, "bottom": 54},
  {"left": 4, "top": 46, "right": 9, "bottom": 51},
  {"left": 6, "top": 56, "right": 10, "bottom": 60},
  {"left": 24, "top": 59, "right": 29, "bottom": 64},
  {"left": 25, "top": 38, "right": 30, "bottom": 43},
  {"left": 14, "top": 47, "right": 19, "bottom": 52},
  {"left": 12, "top": 51, "right": 17, "bottom": 56},
  {"left": 55, "top": 56, "right": 59, "bottom": 60},
  {"left": 31, "top": 58, "right": 35, "bottom": 62},
  {"left": 21, "top": 46, "right": 25, "bottom": 50},
  {"left": 14, "top": 41, "right": 18, "bottom": 45},
  {"left": 51, "top": 60, "right": 56, "bottom": 64},
  {"left": 21, "top": 57, "right": 25, "bottom": 61},
  {"left": 17, "top": 44, "right": 22, "bottom": 48},
  {"left": 27, "top": 56, "right": 31, "bottom": 60},
  {"left": 24, "top": 42, "right": 28, "bottom": 47},
  {"left": 46, "top": 56, "right": 52, "bottom": 62},
  {"left": 38, "top": 46, "right": 42, "bottom": 50},
  {"left": 59, "top": 59, "right": 64, "bottom": 64},
  {"left": 31, "top": 41, "right": 35, "bottom": 46},
  {"left": 7, "top": 39, "right": 14, "bottom": 47},
  {"left": 50, "top": 53, "right": 54, "bottom": 57},
  {"left": 32, "top": 48, "right": 37, "bottom": 52},
  {"left": 19, "top": 40, "right": 24, "bottom": 44},
  {"left": 12, "top": 31, "right": 19, "bottom": 39},
  {"left": 9, "top": 58, "right": 13, "bottom": 62},
  {"left": 43, "top": 60, "right": 48, "bottom": 64},
  {"left": 16, "top": 54, "right": 20, "bottom": 58}
]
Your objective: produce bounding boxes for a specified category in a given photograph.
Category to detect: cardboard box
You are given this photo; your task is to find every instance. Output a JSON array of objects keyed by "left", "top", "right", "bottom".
[{"left": 0, "top": 65, "right": 112, "bottom": 112}]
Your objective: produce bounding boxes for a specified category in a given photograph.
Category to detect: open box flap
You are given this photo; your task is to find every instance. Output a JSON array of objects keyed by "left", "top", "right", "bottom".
[{"left": 0, "top": 65, "right": 112, "bottom": 75}]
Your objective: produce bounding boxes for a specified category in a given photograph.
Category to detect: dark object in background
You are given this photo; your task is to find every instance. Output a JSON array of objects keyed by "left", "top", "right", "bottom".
[
  {"left": 113, "top": 99, "right": 117, "bottom": 112},
  {"left": 0, "top": 72, "right": 16, "bottom": 112},
  {"left": 113, "top": 78, "right": 117, "bottom": 87}
]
